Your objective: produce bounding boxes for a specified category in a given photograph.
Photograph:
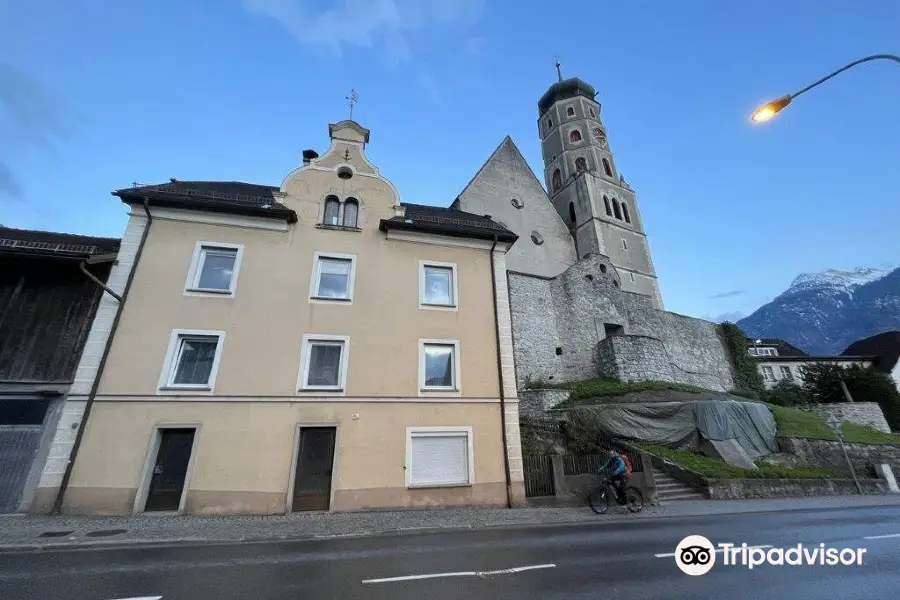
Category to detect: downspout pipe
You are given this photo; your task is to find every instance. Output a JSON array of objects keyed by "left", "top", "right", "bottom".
[
  {"left": 52, "top": 198, "right": 153, "bottom": 514},
  {"left": 489, "top": 234, "right": 513, "bottom": 508}
]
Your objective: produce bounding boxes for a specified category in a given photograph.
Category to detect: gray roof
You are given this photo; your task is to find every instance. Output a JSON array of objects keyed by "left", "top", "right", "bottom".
[
  {"left": 0, "top": 227, "right": 120, "bottom": 259},
  {"left": 380, "top": 203, "right": 517, "bottom": 243}
]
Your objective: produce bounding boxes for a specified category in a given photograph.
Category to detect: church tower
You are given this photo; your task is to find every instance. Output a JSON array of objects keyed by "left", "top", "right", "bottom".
[{"left": 538, "top": 73, "right": 663, "bottom": 309}]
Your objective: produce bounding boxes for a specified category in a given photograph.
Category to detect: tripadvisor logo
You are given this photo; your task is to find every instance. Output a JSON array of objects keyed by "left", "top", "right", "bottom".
[{"left": 673, "top": 536, "right": 867, "bottom": 575}]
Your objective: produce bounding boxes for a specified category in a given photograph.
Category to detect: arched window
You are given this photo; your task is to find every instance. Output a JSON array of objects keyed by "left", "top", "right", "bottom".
[
  {"left": 343, "top": 198, "right": 359, "bottom": 227},
  {"left": 602, "top": 158, "right": 612, "bottom": 177},
  {"left": 552, "top": 169, "right": 562, "bottom": 191},
  {"left": 566, "top": 106, "right": 575, "bottom": 117},
  {"left": 589, "top": 107, "right": 595, "bottom": 118},
  {"left": 613, "top": 199, "right": 622, "bottom": 220},
  {"left": 323, "top": 196, "right": 340, "bottom": 225},
  {"left": 622, "top": 203, "right": 631, "bottom": 224},
  {"left": 575, "top": 157, "right": 587, "bottom": 173},
  {"left": 568, "top": 202, "right": 576, "bottom": 224},
  {"left": 569, "top": 129, "right": 582, "bottom": 143},
  {"left": 603, "top": 196, "right": 612, "bottom": 216}
]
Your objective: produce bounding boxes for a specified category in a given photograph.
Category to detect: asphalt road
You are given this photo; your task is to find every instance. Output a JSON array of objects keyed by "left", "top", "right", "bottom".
[{"left": 1, "top": 505, "right": 899, "bottom": 600}]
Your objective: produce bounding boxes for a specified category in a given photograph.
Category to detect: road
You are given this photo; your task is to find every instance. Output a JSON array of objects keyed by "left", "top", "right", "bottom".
[{"left": 1, "top": 505, "right": 899, "bottom": 599}]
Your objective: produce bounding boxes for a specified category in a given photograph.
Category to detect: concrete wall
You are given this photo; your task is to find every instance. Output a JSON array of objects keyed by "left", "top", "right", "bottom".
[
  {"left": 707, "top": 478, "right": 887, "bottom": 500},
  {"left": 778, "top": 437, "right": 900, "bottom": 478},
  {"left": 803, "top": 403, "right": 891, "bottom": 434},
  {"left": 519, "top": 389, "right": 571, "bottom": 415},
  {"left": 509, "top": 254, "right": 734, "bottom": 391}
]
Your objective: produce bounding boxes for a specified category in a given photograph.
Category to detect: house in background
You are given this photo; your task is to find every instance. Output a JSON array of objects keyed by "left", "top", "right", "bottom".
[
  {"left": 56, "top": 119, "right": 525, "bottom": 516},
  {"left": 746, "top": 338, "right": 874, "bottom": 389},
  {"left": 843, "top": 331, "right": 900, "bottom": 390},
  {"left": 0, "top": 227, "right": 119, "bottom": 514}
]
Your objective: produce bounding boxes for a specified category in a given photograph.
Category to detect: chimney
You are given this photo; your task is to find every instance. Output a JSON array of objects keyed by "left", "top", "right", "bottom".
[{"left": 302, "top": 149, "right": 319, "bottom": 165}]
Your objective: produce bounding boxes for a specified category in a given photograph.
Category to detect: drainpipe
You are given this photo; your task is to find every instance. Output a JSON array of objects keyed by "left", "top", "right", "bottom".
[
  {"left": 52, "top": 198, "right": 153, "bottom": 514},
  {"left": 489, "top": 234, "right": 513, "bottom": 508}
]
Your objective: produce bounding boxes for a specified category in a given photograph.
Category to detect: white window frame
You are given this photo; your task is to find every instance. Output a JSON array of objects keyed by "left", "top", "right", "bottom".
[
  {"left": 297, "top": 334, "right": 350, "bottom": 394},
  {"left": 405, "top": 426, "right": 474, "bottom": 489},
  {"left": 157, "top": 329, "right": 226, "bottom": 394},
  {"left": 419, "top": 339, "right": 461, "bottom": 396},
  {"left": 750, "top": 347, "right": 777, "bottom": 357},
  {"left": 309, "top": 252, "right": 357, "bottom": 304},
  {"left": 183, "top": 241, "right": 244, "bottom": 297},
  {"left": 780, "top": 365, "right": 794, "bottom": 381},
  {"left": 762, "top": 365, "right": 776, "bottom": 383},
  {"left": 419, "top": 260, "right": 459, "bottom": 311}
]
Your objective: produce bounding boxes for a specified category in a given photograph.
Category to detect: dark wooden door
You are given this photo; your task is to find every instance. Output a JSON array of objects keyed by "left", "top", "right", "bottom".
[
  {"left": 145, "top": 429, "right": 195, "bottom": 512},
  {"left": 292, "top": 427, "right": 336, "bottom": 511}
]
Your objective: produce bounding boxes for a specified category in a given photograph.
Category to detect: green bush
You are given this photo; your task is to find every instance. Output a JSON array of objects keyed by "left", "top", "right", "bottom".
[
  {"left": 760, "top": 380, "right": 810, "bottom": 407},
  {"left": 554, "top": 378, "right": 711, "bottom": 402},
  {"left": 717, "top": 322, "right": 765, "bottom": 393},
  {"left": 801, "top": 363, "right": 900, "bottom": 431}
]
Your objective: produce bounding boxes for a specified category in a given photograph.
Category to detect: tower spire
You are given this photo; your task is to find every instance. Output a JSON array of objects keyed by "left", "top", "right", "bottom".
[{"left": 554, "top": 57, "right": 563, "bottom": 82}]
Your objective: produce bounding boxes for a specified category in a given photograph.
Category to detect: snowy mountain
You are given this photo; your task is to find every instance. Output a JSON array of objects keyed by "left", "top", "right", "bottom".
[{"left": 737, "top": 267, "right": 900, "bottom": 355}]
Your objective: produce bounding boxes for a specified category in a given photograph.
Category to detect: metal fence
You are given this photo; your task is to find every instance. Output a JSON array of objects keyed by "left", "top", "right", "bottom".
[
  {"left": 523, "top": 454, "right": 555, "bottom": 497},
  {"left": 562, "top": 450, "right": 644, "bottom": 476}
]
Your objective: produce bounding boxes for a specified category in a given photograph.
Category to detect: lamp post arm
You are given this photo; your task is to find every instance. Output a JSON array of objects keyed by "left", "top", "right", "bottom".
[{"left": 790, "top": 54, "right": 900, "bottom": 100}]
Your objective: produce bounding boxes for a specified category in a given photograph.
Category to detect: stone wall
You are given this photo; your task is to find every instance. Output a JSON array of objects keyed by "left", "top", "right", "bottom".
[
  {"left": 508, "top": 253, "right": 734, "bottom": 391},
  {"left": 778, "top": 437, "right": 900, "bottom": 477},
  {"left": 803, "top": 403, "right": 891, "bottom": 434},
  {"left": 707, "top": 478, "right": 887, "bottom": 500},
  {"left": 519, "top": 389, "right": 571, "bottom": 415}
]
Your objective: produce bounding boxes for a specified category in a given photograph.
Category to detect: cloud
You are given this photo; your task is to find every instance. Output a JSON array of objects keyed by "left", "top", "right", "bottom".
[
  {"left": 417, "top": 71, "right": 441, "bottom": 104},
  {"left": 708, "top": 289, "right": 746, "bottom": 299},
  {"left": 242, "top": 0, "right": 484, "bottom": 59},
  {"left": 0, "top": 63, "right": 67, "bottom": 198}
]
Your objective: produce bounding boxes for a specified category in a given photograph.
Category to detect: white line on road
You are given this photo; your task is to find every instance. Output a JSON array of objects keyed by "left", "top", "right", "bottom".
[
  {"left": 655, "top": 545, "right": 772, "bottom": 558},
  {"left": 864, "top": 533, "right": 900, "bottom": 540},
  {"left": 108, "top": 597, "right": 162, "bottom": 600},
  {"left": 362, "top": 563, "right": 556, "bottom": 584}
]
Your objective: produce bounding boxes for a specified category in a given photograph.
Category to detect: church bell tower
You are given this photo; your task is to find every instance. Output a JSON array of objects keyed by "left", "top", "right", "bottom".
[{"left": 537, "top": 70, "right": 663, "bottom": 309}]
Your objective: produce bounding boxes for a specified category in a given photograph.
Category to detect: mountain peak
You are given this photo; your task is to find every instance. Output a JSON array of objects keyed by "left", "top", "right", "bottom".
[{"left": 787, "top": 267, "right": 890, "bottom": 295}]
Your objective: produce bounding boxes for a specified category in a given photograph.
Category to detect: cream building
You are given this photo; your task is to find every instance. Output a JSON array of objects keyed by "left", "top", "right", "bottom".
[
  {"left": 747, "top": 338, "right": 874, "bottom": 389},
  {"left": 52, "top": 120, "right": 525, "bottom": 515}
]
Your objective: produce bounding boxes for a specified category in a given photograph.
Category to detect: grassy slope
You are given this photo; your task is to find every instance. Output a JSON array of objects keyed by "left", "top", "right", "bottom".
[
  {"left": 769, "top": 405, "right": 900, "bottom": 445},
  {"left": 549, "top": 378, "right": 713, "bottom": 404}
]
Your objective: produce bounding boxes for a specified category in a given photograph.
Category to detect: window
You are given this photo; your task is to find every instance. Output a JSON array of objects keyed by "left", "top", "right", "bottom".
[
  {"left": 566, "top": 106, "right": 575, "bottom": 117},
  {"left": 622, "top": 239, "right": 628, "bottom": 250},
  {"left": 185, "top": 242, "right": 243, "bottom": 296},
  {"left": 762, "top": 366, "right": 776, "bottom": 383},
  {"left": 603, "top": 196, "right": 612, "bottom": 216},
  {"left": 613, "top": 199, "right": 622, "bottom": 220},
  {"left": 551, "top": 168, "right": 562, "bottom": 191},
  {"left": 780, "top": 366, "right": 794, "bottom": 381},
  {"left": 323, "top": 196, "right": 340, "bottom": 225},
  {"left": 568, "top": 202, "right": 576, "bottom": 225},
  {"left": 420, "top": 339, "right": 460, "bottom": 393},
  {"left": 604, "top": 323, "right": 625, "bottom": 337},
  {"left": 342, "top": 198, "right": 359, "bottom": 227},
  {"left": 310, "top": 253, "right": 356, "bottom": 302},
  {"left": 569, "top": 129, "right": 582, "bottom": 143},
  {"left": 159, "top": 330, "right": 225, "bottom": 392},
  {"left": 575, "top": 157, "right": 587, "bottom": 172},
  {"left": 602, "top": 158, "right": 612, "bottom": 177},
  {"left": 547, "top": 118, "right": 552, "bottom": 128},
  {"left": 630, "top": 272, "right": 635, "bottom": 282},
  {"left": 749, "top": 347, "right": 777, "bottom": 357},
  {"left": 622, "top": 203, "right": 631, "bottom": 223},
  {"left": 406, "top": 427, "right": 473, "bottom": 488},
  {"left": 420, "top": 261, "right": 458, "bottom": 309},
  {"left": 531, "top": 231, "right": 544, "bottom": 245},
  {"left": 589, "top": 107, "right": 595, "bottom": 118},
  {"left": 299, "top": 334, "right": 349, "bottom": 392},
  {"left": 511, "top": 198, "right": 524, "bottom": 209}
]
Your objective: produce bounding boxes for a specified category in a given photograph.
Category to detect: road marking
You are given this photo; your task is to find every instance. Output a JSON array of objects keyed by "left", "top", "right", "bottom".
[
  {"left": 655, "top": 544, "right": 772, "bottom": 558},
  {"left": 362, "top": 563, "right": 556, "bottom": 584},
  {"left": 864, "top": 533, "right": 900, "bottom": 540},
  {"left": 108, "top": 597, "right": 162, "bottom": 600}
]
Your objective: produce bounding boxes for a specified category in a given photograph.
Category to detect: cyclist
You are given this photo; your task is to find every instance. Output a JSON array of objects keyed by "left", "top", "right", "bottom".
[{"left": 599, "top": 448, "right": 628, "bottom": 502}]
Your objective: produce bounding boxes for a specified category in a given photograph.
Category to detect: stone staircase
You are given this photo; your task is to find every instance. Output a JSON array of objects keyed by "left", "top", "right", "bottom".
[{"left": 652, "top": 469, "right": 707, "bottom": 502}]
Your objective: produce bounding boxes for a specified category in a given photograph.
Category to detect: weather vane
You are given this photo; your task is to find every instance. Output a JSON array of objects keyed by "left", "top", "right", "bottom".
[
  {"left": 554, "top": 57, "right": 563, "bottom": 82},
  {"left": 346, "top": 89, "right": 359, "bottom": 120}
]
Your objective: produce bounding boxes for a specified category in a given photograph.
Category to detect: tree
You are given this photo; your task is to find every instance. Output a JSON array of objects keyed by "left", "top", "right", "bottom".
[
  {"left": 761, "top": 379, "right": 810, "bottom": 407},
  {"left": 800, "top": 363, "right": 900, "bottom": 431}
]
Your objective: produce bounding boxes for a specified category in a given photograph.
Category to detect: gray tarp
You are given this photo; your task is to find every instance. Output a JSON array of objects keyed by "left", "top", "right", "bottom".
[{"left": 571, "top": 400, "right": 778, "bottom": 459}]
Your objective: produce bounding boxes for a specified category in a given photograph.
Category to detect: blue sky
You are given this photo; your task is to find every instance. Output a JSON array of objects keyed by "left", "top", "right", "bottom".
[{"left": 2, "top": 0, "right": 898, "bottom": 320}]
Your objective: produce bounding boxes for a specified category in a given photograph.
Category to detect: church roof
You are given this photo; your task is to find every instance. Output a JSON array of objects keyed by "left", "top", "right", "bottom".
[
  {"left": 115, "top": 180, "right": 298, "bottom": 223},
  {"left": 842, "top": 331, "right": 900, "bottom": 374},
  {"left": 538, "top": 77, "right": 597, "bottom": 115},
  {"left": 379, "top": 203, "right": 517, "bottom": 243},
  {"left": 453, "top": 136, "right": 549, "bottom": 205}
]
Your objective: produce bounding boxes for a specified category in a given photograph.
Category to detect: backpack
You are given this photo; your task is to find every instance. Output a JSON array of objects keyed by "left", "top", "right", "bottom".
[{"left": 621, "top": 453, "right": 633, "bottom": 476}]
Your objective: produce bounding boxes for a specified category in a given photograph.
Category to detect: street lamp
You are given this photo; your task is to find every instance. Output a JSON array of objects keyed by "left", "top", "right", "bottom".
[{"left": 750, "top": 54, "right": 900, "bottom": 123}]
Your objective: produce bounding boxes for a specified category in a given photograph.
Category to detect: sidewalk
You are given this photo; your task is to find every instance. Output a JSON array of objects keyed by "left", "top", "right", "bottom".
[{"left": 2, "top": 494, "right": 899, "bottom": 551}]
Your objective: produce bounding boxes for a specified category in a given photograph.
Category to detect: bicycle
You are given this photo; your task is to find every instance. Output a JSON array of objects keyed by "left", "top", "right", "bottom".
[{"left": 588, "top": 475, "right": 644, "bottom": 514}]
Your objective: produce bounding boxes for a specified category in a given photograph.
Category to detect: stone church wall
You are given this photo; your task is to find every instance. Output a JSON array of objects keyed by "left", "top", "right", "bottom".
[{"left": 509, "top": 254, "right": 735, "bottom": 392}]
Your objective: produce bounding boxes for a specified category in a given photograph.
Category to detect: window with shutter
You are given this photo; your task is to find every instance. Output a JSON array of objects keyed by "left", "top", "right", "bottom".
[{"left": 407, "top": 429, "right": 472, "bottom": 487}]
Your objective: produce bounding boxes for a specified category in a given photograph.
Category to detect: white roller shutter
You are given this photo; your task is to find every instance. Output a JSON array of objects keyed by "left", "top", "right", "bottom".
[{"left": 409, "top": 432, "right": 470, "bottom": 487}]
